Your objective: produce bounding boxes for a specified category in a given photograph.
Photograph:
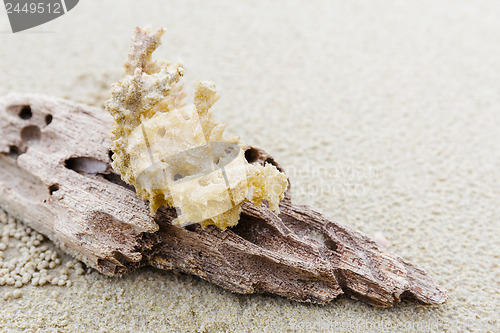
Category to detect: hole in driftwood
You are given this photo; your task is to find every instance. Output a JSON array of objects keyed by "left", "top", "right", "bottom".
[
  {"left": 64, "top": 155, "right": 135, "bottom": 192},
  {"left": 49, "top": 184, "right": 59, "bottom": 194},
  {"left": 45, "top": 114, "right": 53, "bottom": 125},
  {"left": 21, "top": 125, "right": 41, "bottom": 145},
  {"left": 18, "top": 105, "right": 32, "bottom": 120},
  {"left": 244, "top": 148, "right": 259, "bottom": 163},
  {"left": 8, "top": 145, "right": 21, "bottom": 159},
  {"left": 65, "top": 157, "right": 108, "bottom": 175},
  {"left": 108, "top": 150, "right": 114, "bottom": 161},
  {"left": 324, "top": 239, "right": 338, "bottom": 252}
]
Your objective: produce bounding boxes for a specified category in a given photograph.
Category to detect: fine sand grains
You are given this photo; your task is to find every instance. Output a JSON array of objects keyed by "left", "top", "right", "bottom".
[{"left": 1, "top": 1, "right": 499, "bottom": 331}]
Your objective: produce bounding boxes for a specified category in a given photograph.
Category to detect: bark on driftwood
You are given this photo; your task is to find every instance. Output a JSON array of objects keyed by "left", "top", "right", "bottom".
[{"left": 0, "top": 94, "right": 447, "bottom": 307}]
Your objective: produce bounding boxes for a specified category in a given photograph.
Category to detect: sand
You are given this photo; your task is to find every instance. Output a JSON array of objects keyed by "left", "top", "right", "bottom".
[{"left": 0, "top": 1, "right": 499, "bottom": 332}]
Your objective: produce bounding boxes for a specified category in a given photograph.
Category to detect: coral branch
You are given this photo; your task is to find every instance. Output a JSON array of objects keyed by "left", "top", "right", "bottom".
[{"left": 105, "top": 27, "right": 288, "bottom": 229}]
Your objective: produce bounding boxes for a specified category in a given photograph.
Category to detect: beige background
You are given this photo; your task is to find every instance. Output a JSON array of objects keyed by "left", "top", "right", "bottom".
[{"left": 1, "top": 1, "right": 499, "bottom": 332}]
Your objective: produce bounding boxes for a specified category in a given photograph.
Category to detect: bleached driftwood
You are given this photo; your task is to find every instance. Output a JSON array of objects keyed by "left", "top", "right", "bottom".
[{"left": 0, "top": 94, "right": 447, "bottom": 306}]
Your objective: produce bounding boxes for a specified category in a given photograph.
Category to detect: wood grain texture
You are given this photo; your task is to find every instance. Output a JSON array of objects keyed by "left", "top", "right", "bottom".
[{"left": 0, "top": 94, "right": 447, "bottom": 306}]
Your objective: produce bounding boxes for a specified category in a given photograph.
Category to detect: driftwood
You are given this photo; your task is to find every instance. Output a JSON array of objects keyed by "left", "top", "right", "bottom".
[{"left": 0, "top": 94, "right": 447, "bottom": 307}]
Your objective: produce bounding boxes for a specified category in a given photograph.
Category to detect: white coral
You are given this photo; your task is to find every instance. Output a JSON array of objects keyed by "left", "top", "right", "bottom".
[{"left": 105, "top": 27, "right": 288, "bottom": 229}]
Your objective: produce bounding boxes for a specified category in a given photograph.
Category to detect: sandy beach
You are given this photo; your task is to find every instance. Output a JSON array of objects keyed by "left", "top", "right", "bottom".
[{"left": 0, "top": 1, "right": 499, "bottom": 331}]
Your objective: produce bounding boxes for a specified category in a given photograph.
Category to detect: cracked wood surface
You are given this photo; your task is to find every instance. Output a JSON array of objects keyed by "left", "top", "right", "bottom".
[{"left": 0, "top": 94, "right": 447, "bottom": 307}]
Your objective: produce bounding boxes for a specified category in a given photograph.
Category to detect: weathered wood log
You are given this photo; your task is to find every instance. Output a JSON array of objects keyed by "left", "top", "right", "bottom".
[{"left": 0, "top": 94, "right": 447, "bottom": 306}]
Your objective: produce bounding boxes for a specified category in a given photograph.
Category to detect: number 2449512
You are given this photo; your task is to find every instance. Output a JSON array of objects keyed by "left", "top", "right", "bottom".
[{"left": 5, "top": 2, "right": 62, "bottom": 14}]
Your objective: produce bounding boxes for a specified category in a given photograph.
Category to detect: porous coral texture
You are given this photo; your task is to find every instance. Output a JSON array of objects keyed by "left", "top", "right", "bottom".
[{"left": 105, "top": 27, "right": 288, "bottom": 229}]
